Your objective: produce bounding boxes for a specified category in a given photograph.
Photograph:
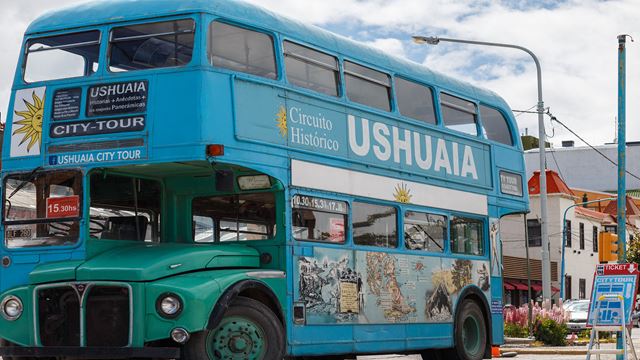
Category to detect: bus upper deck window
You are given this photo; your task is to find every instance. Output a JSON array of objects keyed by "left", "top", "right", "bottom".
[
  {"left": 284, "top": 41, "right": 339, "bottom": 97},
  {"left": 344, "top": 61, "right": 391, "bottom": 112},
  {"left": 396, "top": 77, "right": 436, "bottom": 125},
  {"left": 209, "top": 22, "right": 277, "bottom": 79},
  {"left": 24, "top": 31, "right": 100, "bottom": 83},
  {"left": 440, "top": 93, "right": 478, "bottom": 136},
  {"left": 480, "top": 105, "right": 514, "bottom": 146},
  {"left": 109, "top": 19, "right": 195, "bottom": 72}
]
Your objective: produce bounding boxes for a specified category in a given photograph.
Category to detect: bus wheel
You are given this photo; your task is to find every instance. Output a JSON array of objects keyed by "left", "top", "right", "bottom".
[
  {"left": 451, "top": 300, "right": 486, "bottom": 360},
  {"left": 184, "top": 297, "right": 284, "bottom": 360}
]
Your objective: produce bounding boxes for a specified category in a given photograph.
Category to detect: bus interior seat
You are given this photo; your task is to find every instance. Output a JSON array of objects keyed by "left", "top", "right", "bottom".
[{"left": 101, "top": 216, "right": 148, "bottom": 241}]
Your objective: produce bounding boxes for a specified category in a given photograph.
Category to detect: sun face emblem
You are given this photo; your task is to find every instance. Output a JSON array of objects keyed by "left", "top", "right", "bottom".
[
  {"left": 393, "top": 183, "right": 412, "bottom": 204},
  {"left": 276, "top": 106, "right": 287, "bottom": 138},
  {"left": 13, "top": 91, "right": 44, "bottom": 152}
]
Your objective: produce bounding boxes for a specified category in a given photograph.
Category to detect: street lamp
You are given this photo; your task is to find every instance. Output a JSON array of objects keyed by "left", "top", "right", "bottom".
[
  {"left": 560, "top": 197, "right": 616, "bottom": 300},
  {"left": 412, "top": 35, "right": 553, "bottom": 301}
]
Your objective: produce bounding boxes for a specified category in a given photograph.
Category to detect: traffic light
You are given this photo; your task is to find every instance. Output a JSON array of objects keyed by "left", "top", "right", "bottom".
[{"left": 598, "top": 232, "right": 619, "bottom": 263}]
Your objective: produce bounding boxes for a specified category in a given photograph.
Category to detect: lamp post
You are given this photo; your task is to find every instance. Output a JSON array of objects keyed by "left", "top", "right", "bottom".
[
  {"left": 560, "top": 197, "right": 616, "bottom": 299},
  {"left": 413, "top": 35, "right": 552, "bottom": 301}
]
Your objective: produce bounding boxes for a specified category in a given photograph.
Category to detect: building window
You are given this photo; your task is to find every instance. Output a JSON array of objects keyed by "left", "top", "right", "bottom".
[
  {"left": 353, "top": 202, "right": 397, "bottom": 248},
  {"left": 579, "top": 222, "right": 585, "bottom": 250},
  {"left": 579, "top": 278, "right": 586, "bottom": 299},
  {"left": 291, "top": 195, "right": 347, "bottom": 243},
  {"left": 344, "top": 61, "right": 391, "bottom": 111},
  {"left": 283, "top": 41, "right": 339, "bottom": 97},
  {"left": 440, "top": 93, "right": 478, "bottom": 136},
  {"left": 565, "top": 220, "right": 572, "bottom": 247},
  {"left": 109, "top": 19, "right": 195, "bottom": 71},
  {"left": 593, "top": 226, "right": 598, "bottom": 252},
  {"left": 479, "top": 105, "right": 514, "bottom": 145},
  {"left": 565, "top": 275, "right": 572, "bottom": 300},
  {"left": 450, "top": 217, "right": 484, "bottom": 256},
  {"left": 527, "top": 219, "right": 541, "bottom": 247},
  {"left": 209, "top": 22, "right": 277, "bottom": 79},
  {"left": 395, "top": 77, "right": 436, "bottom": 124},
  {"left": 404, "top": 211, "right": 446, "bottom": 252}
]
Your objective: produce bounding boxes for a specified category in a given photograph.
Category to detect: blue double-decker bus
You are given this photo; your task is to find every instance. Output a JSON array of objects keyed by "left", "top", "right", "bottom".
[{"left": 0, "top": 0, "right": 528, "bottom": 359}]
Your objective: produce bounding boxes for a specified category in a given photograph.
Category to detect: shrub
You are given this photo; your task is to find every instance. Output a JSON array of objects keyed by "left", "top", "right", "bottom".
[
  {"left": 534, "top": 318, "right": 568, "bottom": 346},
  {"left": 504, "top": 323, "right": 529, "bottom": 338}
]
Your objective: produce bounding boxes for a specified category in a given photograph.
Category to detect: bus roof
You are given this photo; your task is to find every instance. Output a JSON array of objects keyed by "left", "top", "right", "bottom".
[{"left": 26, "top": 0, "right": 512, "bottom": 112}]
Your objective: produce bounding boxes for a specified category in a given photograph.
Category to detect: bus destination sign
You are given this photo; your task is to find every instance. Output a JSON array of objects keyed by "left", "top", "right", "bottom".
[
  {"left": 50, "top": 116, "right": 145, "bottom": 138},
  {"left": 87, "top": 80, "right": 148, "bottom": 117}
]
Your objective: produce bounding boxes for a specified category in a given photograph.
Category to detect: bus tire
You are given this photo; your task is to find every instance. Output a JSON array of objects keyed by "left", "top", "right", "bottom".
[
  {"left": 450, "top": 299, "right": 486, "bottom": 360},
  {"left": 184, "top": 296, "right": 285, "bottom": 360}
]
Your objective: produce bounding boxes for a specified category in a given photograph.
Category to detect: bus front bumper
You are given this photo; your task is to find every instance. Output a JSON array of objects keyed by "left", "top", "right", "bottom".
[{"left": 0, "top": 346, "right": 180, "bottom": 359}]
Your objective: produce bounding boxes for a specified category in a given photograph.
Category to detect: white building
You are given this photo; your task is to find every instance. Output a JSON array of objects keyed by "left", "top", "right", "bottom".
[{"left": 500, "top": 170, "right": 634, "bottom": 305}]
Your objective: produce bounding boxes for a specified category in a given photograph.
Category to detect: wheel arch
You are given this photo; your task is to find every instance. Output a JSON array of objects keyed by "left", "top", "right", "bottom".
[
  {"left": 206, "top": 279, "right": 284, "bottom": 330},
  {"left": 453, "top": 286, "right": 492, "bottom": 359}
]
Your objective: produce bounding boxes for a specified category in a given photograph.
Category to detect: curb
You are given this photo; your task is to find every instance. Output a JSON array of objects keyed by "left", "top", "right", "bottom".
[{"left": 502, "top": 347, "right": 588, "bottom": 355}]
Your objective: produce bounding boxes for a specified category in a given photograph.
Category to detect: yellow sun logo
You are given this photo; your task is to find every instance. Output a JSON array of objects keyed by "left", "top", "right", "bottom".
[
  {"left": 276, "top": 106, "right": 287, "bottom": 138},
  {"left": 13, "top": 91, "right": 44, "bottom": 152},
  {"left": 393, "top": 183, "right": 412, "bottom": 203}
]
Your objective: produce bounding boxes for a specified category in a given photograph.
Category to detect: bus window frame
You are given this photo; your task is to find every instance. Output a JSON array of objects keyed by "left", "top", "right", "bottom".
[
  {"left": 394, "top": 75, "right": 438, "bottom": 127},
  {"left": 290, "top": 192, "right": 349, "bottom": 245},
  {"left": 106, "top": 17, "right": 198, "bottom": 73},
  {"left": 282, "top": 39, "right": 342, "bottom": 98},
  {"left": 207, "top": 19, "right": 280, "bottom": 81},
  {"left": 438, "top": 90, "right": 481, "bottom": 138},
  {"left": 22, "top": 30, "right": 102, "bottom": 84},
  {"left": 478, "top": 102, "right": 517, "bottom": 147},
  {"left": 2, "top": 169, "right": 85, "bottom": 251},
  {"left": 448, "top": 213, "right": 488, "bottom": 259},
  {"left": 350, "top": 198, "right": 399, "bottom": 250},
  {"left": 401, "top": 207, "right": 449, "bottom": 255},
  {"left": 343, "top": 59, "right": 394, "bottom": 113}
]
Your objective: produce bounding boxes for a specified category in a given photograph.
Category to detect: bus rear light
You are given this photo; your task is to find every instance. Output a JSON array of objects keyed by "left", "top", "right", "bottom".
[{"left": 206, "top": 144, "right": 225, "bottom": 157}]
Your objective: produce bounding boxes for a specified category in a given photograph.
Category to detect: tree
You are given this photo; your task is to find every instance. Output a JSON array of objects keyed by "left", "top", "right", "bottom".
[{"left": 626, "top": 231, "right": 640, "bottom": 265}]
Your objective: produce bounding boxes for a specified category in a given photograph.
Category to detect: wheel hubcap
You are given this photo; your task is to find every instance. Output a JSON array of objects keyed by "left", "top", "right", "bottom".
[
  {"left": 462, "top": 315, "right": 481, "bottom": 355},
  {"left": 208, "top": 316, "right": 266, "bottom": 359}
]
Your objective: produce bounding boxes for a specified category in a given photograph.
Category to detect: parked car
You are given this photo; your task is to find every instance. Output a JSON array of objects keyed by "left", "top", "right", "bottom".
[{"left": 565, "top": 300, "right": 590, "bottom": 332}]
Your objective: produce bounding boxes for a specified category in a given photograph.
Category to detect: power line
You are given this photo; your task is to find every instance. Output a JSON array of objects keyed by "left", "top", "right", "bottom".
[{"left": 547, "top": 112, "right": 640, "bottom": 182}]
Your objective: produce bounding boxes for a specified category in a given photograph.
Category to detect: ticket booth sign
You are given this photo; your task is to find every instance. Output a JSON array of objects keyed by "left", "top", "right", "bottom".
[{"left": 587, "top": 263, "right": 640, "bottom": 327}]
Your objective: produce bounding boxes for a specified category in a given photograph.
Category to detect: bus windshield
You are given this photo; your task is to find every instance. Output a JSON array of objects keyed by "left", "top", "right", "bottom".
[
  {"left": 3, "top": 170, "right": 82, "bottom": 248},
  {"left": 89, "top": 173, "right": 161, "bottom": 242},
  {"left": 24, "top": 31, "right": 100, "bottom": 83}
]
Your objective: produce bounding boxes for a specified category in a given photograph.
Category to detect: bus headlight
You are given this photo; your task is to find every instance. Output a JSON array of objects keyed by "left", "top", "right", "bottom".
[
  {"left": 1, "top": 296, "right": 23, "bottom": 321},
  {"left": 156, "top": 293, "right": 182, "bottom": 318}
]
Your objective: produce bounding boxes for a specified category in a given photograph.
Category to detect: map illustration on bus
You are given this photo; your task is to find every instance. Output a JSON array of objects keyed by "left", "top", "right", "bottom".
[{"left": 0, "top": 0, "right": 528, "bottom": 359}]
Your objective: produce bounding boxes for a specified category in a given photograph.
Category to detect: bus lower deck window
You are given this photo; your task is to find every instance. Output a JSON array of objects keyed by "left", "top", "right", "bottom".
[
  {"left": 450, "top": 216, "right": 484, "bottom": 256},
  {"left": 353, "top": 201, "right": 397, "bottom": 248},
  {"left": 24, "top": 31, "right": 100, "bottom": 83},
  {"left": 404, "top": 211, "right": 446, "bottom": 252},
  {"left": 109, "top": 19, "right": 195, "bottom": 71},
  {"left": 209, "top": 22, "right": 277, "bottom": 79},
  {"left": 292, "top": 195, "right": 347, "bottom": 243}
]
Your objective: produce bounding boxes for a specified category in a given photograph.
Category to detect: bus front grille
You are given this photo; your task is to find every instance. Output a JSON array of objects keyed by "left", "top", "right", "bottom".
[
  {"left": 38, "top": 286, "right": 81, "bottom": 346},
  {"left": 36, "top": 283, "right": 131, "bottom": 347},
  {"left": 85, "top": 286, "right": 130, "bottom": 346}
]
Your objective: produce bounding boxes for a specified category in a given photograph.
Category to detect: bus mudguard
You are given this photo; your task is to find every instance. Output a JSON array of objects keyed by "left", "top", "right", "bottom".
[{"left": 206, "top": 279, "right": 284, "bottom": 331}]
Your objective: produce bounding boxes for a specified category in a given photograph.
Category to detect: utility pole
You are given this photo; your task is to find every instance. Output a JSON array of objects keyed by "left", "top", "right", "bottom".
[{"left": 616, "top": 33, "right": 631, "bottom": 360}]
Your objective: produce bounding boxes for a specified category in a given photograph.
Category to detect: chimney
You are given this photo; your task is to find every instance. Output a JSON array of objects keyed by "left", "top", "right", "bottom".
[{"left": 562, "top": 140, "right": 574, "bottom": 148}]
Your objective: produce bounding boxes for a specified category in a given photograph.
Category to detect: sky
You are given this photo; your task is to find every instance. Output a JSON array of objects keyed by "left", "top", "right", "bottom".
[{"left": 1, "top": 0, "right": 639, "bottom": 148}]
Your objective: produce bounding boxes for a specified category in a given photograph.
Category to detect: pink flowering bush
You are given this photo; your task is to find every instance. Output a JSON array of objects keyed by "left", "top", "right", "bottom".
[{"left": 503, "top": 300, "right": 567, "bottom": 343}]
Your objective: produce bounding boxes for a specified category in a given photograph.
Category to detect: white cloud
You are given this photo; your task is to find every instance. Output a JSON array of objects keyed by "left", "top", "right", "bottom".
[{"left": 1, "top": 0, "right": 639, "bottom": 149}]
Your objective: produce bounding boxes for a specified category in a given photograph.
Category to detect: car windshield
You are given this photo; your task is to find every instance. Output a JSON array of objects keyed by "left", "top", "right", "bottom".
[{"left": 570, "top": 302, "right": 590, "bottom": 312}]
